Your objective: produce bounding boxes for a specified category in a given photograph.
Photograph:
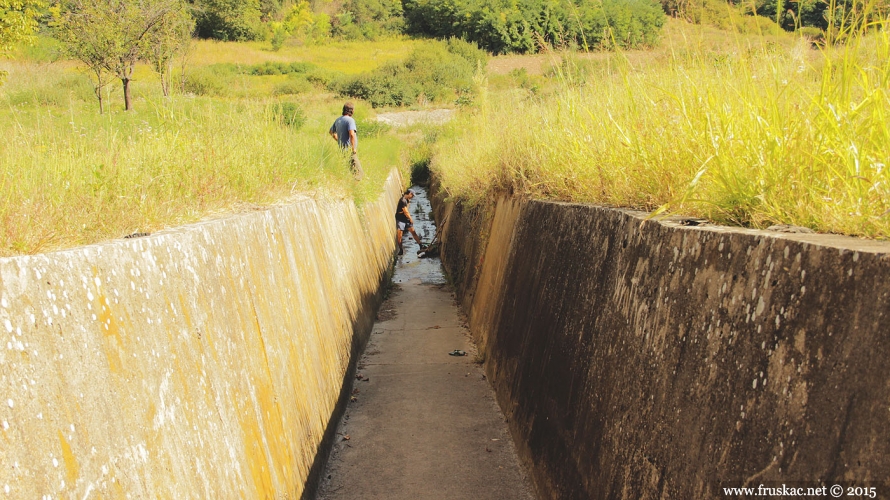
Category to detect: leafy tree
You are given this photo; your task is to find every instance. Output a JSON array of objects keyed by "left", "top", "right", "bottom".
[
  {"left": 190, "top": 0, "right": 262, "bottom": 40},
  {"left": 0, "top": 0, "right": 46, "bottom": 83},
  {"left": 402, "top": 0, "right": 665, "bottom": 53},
  {"left": 55, "top": 0, "right": 187, "bottom": 111},
  {"left": 345, "top": 0, "right": 403, "bottom": 37},
  {"left": 0, "top": 0, "right": 44, "bottom": 50},
  {"left": 142, "top": 4, "right": 194, "bottom": 96}
]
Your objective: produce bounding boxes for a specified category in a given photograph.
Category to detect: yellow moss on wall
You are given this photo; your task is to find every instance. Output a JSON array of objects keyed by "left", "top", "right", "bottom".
[{"left": 0, "top": 171, "right": 401, "bottom": 498}]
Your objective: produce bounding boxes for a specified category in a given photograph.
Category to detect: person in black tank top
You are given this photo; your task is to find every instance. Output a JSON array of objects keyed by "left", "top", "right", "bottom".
[{"left": 395, "top": 189, "right": 425, "bottom": 256}]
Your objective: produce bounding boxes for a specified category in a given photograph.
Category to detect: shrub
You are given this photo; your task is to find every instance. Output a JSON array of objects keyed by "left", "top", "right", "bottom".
[
  {"left": 184, "top": 66, "right": 235, "bottom": 96},
  {"left": 194, "top": 0, "right": 263, "bottom": 41},
  {"left": 270, "top": 102, "right": 306, "bottom": 130},
  {"left": 273, "top": 75, "right": 312, "bottom": 95},
  {"left": 356, "top": 118, "right": 391, "bottom": 138},
  {"left": 337, "top": 40, "right": 481, "bottom": 107},
  {"left": 270, "top": 25, "right": 288, "bottom": 51},
  {"left": 306, "top": 67, "right": 343, "bottom": 87},
  {"left": 445, "top": 37, "right": 489, "bottom": 68},
  {"left": 246, "top": 61, "right": 316, "bottom": 76},
  {"left": 340, "top": 72, "right": 421, "bottom": 107},
  {"left": 509, "top": 68, "right": 543, "bottom": 94}
]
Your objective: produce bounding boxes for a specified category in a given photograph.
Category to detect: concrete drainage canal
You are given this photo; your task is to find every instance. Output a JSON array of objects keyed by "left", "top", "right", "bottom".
[{"left": 315, "top": 185, "right": 535, "bottom": 499}]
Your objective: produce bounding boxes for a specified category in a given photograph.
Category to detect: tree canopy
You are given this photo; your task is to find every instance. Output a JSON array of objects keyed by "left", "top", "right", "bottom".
[{"left": 0, "top": 0, "right": 44, "bottom": 51}]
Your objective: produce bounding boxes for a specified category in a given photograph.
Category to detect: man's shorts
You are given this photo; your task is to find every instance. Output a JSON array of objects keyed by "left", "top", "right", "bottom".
[{"left": 397, "top": 220, "right": 413, "bottom": 231}]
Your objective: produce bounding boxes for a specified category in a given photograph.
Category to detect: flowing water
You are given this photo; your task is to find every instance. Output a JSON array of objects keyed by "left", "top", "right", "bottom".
[{"left": 392, "top": 185, "right": 446, "bottom": 286}]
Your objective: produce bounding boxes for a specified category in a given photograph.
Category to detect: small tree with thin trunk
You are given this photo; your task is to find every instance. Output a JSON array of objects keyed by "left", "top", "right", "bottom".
[
  {"left": 142, "top": 4, "right": 194, "bottom": 97},
  {"left": 53, "top": 10, "right": 114, "bottom": 113},
  {"left": 55, "top": 0, "right": 183, "bottom": 111}
]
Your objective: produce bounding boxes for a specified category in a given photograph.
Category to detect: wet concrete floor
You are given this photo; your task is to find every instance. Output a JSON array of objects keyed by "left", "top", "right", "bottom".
[{"left": 317, "top": 186, "right": 534, "bottom": 500}]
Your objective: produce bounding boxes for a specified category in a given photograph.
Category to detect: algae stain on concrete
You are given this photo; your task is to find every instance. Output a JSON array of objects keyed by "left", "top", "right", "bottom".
[{"left": 0, "top": 172, "right": 403, "bottom": 498}]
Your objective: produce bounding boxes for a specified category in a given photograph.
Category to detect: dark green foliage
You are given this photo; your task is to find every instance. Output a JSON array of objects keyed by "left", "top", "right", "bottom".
[
  {"left": 335, "top": 39, "right": 485, "bottom": 107},
  {"left": 402, "top": 0, "right": 666, "bottom": 53},
  {"left": 661, "top": 0, "right": 877, "bottom": 33},
  {"left": 271, "top": 101, "right": 306, "bottom": 129},
  {"left": 247, "top": 61, "right": 315, "bottom": 75},
  {"left": 338, "top": 72, "right": 421, "bottom": 107},
  {"left": 444, "top": 37, "right": 488, "bottom": 69},
  {"left": 344, "top": 0, "right": 404, "bottom": 38},
  {"left": 305, "top": 67, "right": 342, "bottom": 87},
  {"left": 191, "top": 0, "right": 263, "bottom": 40}
]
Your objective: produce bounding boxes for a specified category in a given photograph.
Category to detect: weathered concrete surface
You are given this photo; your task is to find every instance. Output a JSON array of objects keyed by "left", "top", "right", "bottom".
[
  {"left": 0, "top": 171, "right": 402, "bottom": 498},
  {"left": 318, "top": 186, "right": 534, "bottom": 500},
  {"left": 433, "top": 186, "right": 890, "bottom": 499}
]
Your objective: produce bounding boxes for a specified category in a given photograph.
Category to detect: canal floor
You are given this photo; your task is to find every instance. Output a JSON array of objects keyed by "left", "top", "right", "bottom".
[{"left": 317, "top": 186, "right": 534, "bottom": 500}]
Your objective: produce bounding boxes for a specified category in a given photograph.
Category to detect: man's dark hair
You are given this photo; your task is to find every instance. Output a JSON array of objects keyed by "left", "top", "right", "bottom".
[{"left": 343, "top": 102, "right": 354, "bottom": 115}]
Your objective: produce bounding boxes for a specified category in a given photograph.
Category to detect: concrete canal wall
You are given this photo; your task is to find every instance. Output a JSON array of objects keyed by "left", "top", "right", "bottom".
[
  {"left": 0, "top": 171, "right": 401, "bottom": 499},
  {"left": 432, "top": 183, "right": 890, "bottom": 499}
]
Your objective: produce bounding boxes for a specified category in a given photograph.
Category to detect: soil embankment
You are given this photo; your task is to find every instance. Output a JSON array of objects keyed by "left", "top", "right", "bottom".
[{"left": 431, "top": 180, "right": 890, "bottom": 499}]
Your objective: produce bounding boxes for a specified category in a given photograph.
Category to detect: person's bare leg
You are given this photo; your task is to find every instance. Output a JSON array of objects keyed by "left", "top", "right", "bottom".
[
  {"left": 409, "top": 228, "right": 423, "bottom": 245},
  {"left": 396, "top": 229, "right": 404, "bottom": 255}
]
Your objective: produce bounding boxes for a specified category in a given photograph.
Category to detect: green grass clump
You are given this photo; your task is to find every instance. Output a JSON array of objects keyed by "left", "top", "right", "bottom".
[
  {"left": 273, "top": 75, "right": 313, "bottom": 95},
  {"left": 270, "top": 101, "right": 307, "bottom": 129},
  {"left": 435, "top": 24, "right": 890, "bottom": 238}
]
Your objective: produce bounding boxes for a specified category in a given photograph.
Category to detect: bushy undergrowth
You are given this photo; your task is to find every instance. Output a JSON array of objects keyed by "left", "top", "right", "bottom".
[
  {"left": 404, "top": 0, "right": 666, "bottom": 53},
  {"left": 434, "top": 27, "right": 890, "bottom": 238},
  {"left": 273, "top": 75, "right": 313, "bottom": 95},
  {"left": 335, "top": 38, "right": 487, "bottom": 107},
  {"left": 270, "top": 101, "right": 307, "bottom": 129}
]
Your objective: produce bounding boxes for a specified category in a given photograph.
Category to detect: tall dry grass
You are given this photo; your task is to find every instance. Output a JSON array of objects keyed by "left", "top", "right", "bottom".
[
  {"left": 435, "top": 21, "right": 890, "bottom": 238},
  {"left": 0, "top": 57, "right": 404, "bottom": 255}
]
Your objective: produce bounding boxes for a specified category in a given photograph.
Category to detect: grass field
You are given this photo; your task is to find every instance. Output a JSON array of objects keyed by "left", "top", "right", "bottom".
[
  {"left": 4, "top": 17, "right": 889, "bottom": 256},
  {"left": 190, "top": 38, "right": 422, "bottom": 74},
  {"left": 439, "top": 18, "right": 890, "bottom": 239},
  {"left": 0, "top": 38, "right": 417, "bottom": 256}
]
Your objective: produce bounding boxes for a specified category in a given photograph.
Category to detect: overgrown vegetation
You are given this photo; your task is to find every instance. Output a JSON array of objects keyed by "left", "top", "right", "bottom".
[
  {"left": 3, "top": 0, "right": 889, "bottom": 258},
  {"left": 403, "top": 0, "right": 666, "bottom": 53},
  {"left": 663, "top": 0, "right": 889, "bottom": 37},
  {"left": 334, "top": 38, "right": 487, "bottom": 107},
  {"left": 0, "top": 38, "right": 417, "bottom": 255},
  {"left": 434, "top": 18, "right": 890, "bottom": 238}
]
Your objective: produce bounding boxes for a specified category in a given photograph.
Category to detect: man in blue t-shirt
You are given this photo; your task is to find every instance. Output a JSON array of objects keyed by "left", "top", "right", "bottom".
[
  {"left": 329, "top": 102, "right": 363, "bottom": 179},
  {"left": 329, "top": 102, "right": 358, "bottom": 152}
]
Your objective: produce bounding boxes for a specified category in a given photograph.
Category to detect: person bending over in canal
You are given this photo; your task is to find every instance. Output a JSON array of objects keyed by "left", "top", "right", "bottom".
[
  {"left": 396, "top": 189, "right": 426, "bottom": 256},
  {"left": 329, "top": 102, "right": 363, "bottom": 180}
]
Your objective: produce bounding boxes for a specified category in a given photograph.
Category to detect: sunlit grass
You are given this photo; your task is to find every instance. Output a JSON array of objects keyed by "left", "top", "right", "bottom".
[
  {"left": 435, "top": 22, "right": 890, "bottom": 238},
  {"left": 0, "top": 35, "right": 417, "bottom": 255},
  {"left": 189, "top": 37, "right": 422, "bottom": 74},
  {"left": 0, "top": 90, "right": 402, "bottom": 255}
]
